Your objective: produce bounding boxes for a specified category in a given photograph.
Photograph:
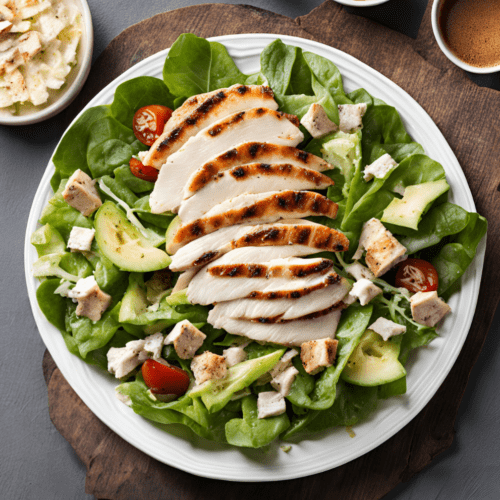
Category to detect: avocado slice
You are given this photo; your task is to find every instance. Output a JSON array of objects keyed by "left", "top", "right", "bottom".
[
  {"left": 165, "top": 215, "right": 182, "bottom": 256},
  {"left": 381, "top": 179, "right": 449, "bottom": 230},
  {"left": 341, "top": 329, "right": 406, "bottom": 387},
  {"left": 95, "top": 201, "right": 171, "bottom": 272}
]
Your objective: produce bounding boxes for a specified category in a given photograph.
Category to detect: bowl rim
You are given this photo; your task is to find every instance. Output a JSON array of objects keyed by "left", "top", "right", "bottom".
[
  {"left": 333, "top": 0, "right": 390, "bottom": 7},
  {"left": 0, "top": 0, "right": 94, "bottom": 126},
  {"left": 431, "top": 0, "right": 500, "bottom": 75}
]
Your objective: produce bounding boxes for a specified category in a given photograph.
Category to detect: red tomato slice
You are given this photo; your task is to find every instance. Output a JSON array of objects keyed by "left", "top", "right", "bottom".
[
  {"left": 133, "top": 104, "right": 173, "bottom": 146},
  {"left": 141, "top": 359, "right": 190, "bottom": 396},
  {"left": 129, "top": 157, "right": 158, "bottom": 182},
  {"left": 395, "top": 258, "right": 439, "bottom": 293}
]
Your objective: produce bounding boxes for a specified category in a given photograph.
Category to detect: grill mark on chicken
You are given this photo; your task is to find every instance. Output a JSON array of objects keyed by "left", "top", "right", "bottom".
[
  {"left": 186, "top": 142, "right": 333, "bottom": 194},
  {"left": 208, "top": 259, "right": 333, "bottom": 279},
  {"left": 144, "top": 85, "right": 276, "bottom": 168},
  {"left": 245, "top": 272, "right": 342, "bottom": 300},
  {"left": 192, "top": 251, "right": 221, "bottom": 267},
  {"left": 170, "top": 191, "right": 339, "bottom": 251},
  {"left": 282, "top": 113, "right": 300, "bottom": 127},
  {"left": 248, "top": 304, "right": 341, "bottom": 324},
  {"left": 223, "top": 163, "right": 333, "bottom": 187}
]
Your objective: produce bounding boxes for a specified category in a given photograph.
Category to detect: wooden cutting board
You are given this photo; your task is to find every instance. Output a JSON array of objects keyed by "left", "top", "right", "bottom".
[{"left": 44, "top": 2, "right": 500, "bottom": 498}]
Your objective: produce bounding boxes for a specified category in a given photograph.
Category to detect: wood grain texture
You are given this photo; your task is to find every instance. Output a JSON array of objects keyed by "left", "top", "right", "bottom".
[{"left": 45, "top": 2, "right": 500, "bottom": 499}]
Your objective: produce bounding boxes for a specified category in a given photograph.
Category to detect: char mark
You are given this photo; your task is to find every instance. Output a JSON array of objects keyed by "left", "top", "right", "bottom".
[
  {"left": 237, "top": 85, "right": 248, "bottom": 94},
  {"left": 231, "top": 167, "right": 246, "bottom": 179},
  {"left": 248, "top": 143, "right": 261, "bottom": 157},
  {"left": 193, "top": 251, "right": 219, "bottom": 267},
  {"left": 297, "top": 228, "right": 311, "bottom": 244},
  {"left": 298, "top": 151, "right": 309, "bottom": 162}
]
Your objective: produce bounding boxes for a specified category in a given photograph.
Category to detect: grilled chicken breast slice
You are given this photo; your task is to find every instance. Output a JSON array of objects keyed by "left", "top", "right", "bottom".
[
  {"left": 208, "top": 306, "right": 343, "bottom": 346},
  {"left": 178, "top": 163, "right": 334, "bottom": 222},
  {"left": 169, "top": 220, "right": 349, "bottom": 272},
  {"left": 167, "top": 191, "right": 338, "bottom": 254},
  {"left": 150, "top": 108, "right": 304, "bottom": 214},
  {"left": 208, "top": 278, "right": 351, "bottom": 321},
  {"left": 188, "top": 261, "right": 341, "bottom": 305},
  {"left": 143, "top": 85, "right": 278, "bottom": 169},
  {"left": 184, "top": 142, "right": 333, "bottom": 198}
]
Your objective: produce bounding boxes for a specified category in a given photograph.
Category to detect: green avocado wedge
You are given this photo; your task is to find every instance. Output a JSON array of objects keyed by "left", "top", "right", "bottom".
[
  {"left": 165, "top": 215, "right": 182, "bottom": 256},
  {"left": 381, "top": 179, "right": 449, "bottom": 230},
  {"left": 95, "top": 201, "right": 171, "bottom": 272},
  {"left": 341, "top": 330, "right": 406, "bottom": 387}
]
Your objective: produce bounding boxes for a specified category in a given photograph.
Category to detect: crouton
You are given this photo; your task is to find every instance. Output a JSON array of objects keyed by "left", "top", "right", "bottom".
[
  {"left": 165, "top": 320, "right": 206, "bottom": 360},
  {"left": 353, "top": 218, "right": 407, "bottom": 277},
  {"left": 300, "top": 338, "right": 338, "bottom": 375},
  {"left": 300, "top": 103, "right": 337, "bottom": 138},
  {"left": 68, "top": 275, "right": 111, "bottom": 322},
  {"left": 191, "top": 351, "right": 227, "bottom": 385},
  {"left": 62, "top": 169, "right": 102, "bottom": 216},
  {"left": 410, "top": 291, "right": 451, "bottom": 327}
]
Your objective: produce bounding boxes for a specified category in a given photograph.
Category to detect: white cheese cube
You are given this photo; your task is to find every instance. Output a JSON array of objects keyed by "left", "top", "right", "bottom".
[
  {"left": 338, "top": 103, "right": 367, "bottom": 133},
  {"left": 67, "top": 226, "right": 95, "bottom": 252},
  {"left": 353, "top": 218, "right": 407, "bottom": 277},
  {"left": 345, "top": 261, "right": 375, "bottom": 281},
  {"left": 223, "top": 346, "right": 247, "bottom": 367},
  {"left": 140, "top": 332, "right": 165, "bottom": 361},
  {"left": 410, "top": 291, "right": 451, "bottom": 327},
  {"left": 257, "top": 391, "right": 286, "bottom": 419},
  {"left": 191, "top": 351, "right": 227, "bottom": 385},
  {"left": 300, "top": 103, "right": 337, "bottom": 138},
  {"left": 271, "top": 365, "right": 299, "bottom": 397},
  {"left": 300, "top": 338, "right": 338, "bottom": 375},
  {"left": 165, "top": 320, "right": 206, "bottom": 359},
  {"left": 62, "top": 169, "right": 102, "bottom": 217},
  {"left": 363, "top": 153, "right": 398, "bottom": 182},
  {"left": 107, "top": 339, "right": 145, "bottom": 379},
  {"left": 270, "top": 348, "right": 299, "bottom": 379},
  {"left": 349, "top": 278, "right": 382, "bottom": 306},
  {"left": 369, "top": 317, "right": 406, "bottom": 341},
  {"left": 68, "top": 275, "right": 111, "bottom": 322}
]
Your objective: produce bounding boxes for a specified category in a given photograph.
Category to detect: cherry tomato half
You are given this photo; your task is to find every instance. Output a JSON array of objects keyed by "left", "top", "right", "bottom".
[
  {"left": 395, "top": 258, "right": 439, "bottom": 293},
  {"left": 132, "top": 104, "right": 173, "bottom": 146},
  {"left": 141, "top": 359, "right": 190, "bottom": 396},
  {"left": 129, "top": 157, "right": 158, "bottom": 183}
]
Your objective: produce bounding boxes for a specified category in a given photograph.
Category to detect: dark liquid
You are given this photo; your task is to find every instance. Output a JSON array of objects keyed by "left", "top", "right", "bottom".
[{"left": 438, "top": 0, "right": 500, "bottom": 68}]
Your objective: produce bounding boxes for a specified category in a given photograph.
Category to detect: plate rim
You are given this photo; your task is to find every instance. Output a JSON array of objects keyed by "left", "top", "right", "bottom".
[{"left": 25, "top": 33, "right": 485, "bottom": 482}]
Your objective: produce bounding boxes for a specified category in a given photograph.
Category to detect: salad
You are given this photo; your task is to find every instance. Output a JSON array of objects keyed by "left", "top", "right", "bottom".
[{"left": 30, "top": 33, "right": 487, "bottom": 449}]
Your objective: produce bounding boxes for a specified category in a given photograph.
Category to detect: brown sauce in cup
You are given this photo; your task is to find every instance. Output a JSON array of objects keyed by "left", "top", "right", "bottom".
[{"left": 438, "top": 0, "right": 500, "bottom": 68}]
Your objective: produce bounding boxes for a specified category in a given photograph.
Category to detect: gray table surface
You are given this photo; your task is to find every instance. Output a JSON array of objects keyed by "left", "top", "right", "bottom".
[{"left": 2, "top": 1, "right": 499, "bottom": 499}]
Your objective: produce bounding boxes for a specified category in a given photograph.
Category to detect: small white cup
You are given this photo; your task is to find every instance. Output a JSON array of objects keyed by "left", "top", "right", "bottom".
[{"left": 431, "top": 0, "right": 500, "bottom": 74}]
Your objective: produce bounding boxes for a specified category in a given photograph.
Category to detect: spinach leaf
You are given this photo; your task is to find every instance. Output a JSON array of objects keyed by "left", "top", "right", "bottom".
[
  {"left": 225, "top": 395, "right": 290, "bottom": 448},
  {"left": 287, "top": 305, "right": 373, "bottom": 411},
  {"left": 111, "top": 76, "right": 175, "bottom": 127},
  {"left": 51, "top": 106, "right": 112, "bottom": 188},
  {"left": 162, "top": 33, "right": 247, "bottom": 99}
]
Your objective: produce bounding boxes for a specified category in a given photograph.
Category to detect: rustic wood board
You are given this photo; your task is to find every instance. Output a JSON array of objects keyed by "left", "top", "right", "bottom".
[{"left": 44, "top": 2, "right": 500, "bottom": 498}]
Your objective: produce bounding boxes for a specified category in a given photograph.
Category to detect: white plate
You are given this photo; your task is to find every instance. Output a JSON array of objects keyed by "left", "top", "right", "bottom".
[
  {"left": 25, "top": 34, "right": 485, "bottom": 481},
  {"left": 333, "top": 0, "right": 389, "bottom": 7}
]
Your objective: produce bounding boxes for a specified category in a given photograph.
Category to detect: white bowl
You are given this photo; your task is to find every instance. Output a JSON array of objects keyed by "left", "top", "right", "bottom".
[
  {"left": 431, "top": 0, "right": 500, "bottom": 74},
  {"left": 0, "top": 0, "right": 93, "bottom": 126},
  {"left": 334, "top": 0, "right": 390, "bottom": 7}
]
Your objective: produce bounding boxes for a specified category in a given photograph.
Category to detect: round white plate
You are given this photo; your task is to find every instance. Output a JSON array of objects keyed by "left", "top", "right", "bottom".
[{"left": 25, "top": 34, "right": 485, "bottom": 481}]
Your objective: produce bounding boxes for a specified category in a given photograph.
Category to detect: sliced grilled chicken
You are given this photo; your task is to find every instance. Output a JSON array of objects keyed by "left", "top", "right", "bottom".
[
  {"left": 184, "top": 142, "right": 333, "bottom": 198},
  {"left": 169, "top": 220, "right": 349, "bottom": 272},
  {"left": 208, "top": 257, "right": 333, "bottom": 279},
  {"left": 208, "top": 306, "right": 343, "bottom": 346},
  {"left": 178, "top": 163, "right": 334, "bottom": 222},
  {"left": 143, "top": 85, "right": 278, "bottom": 169},
  {"left": 208, "top": 278, "right": 351, "bottom": 321},
  {"left": 150, "top": 109, "right": 304, "bottom": 214},
  {"left": 167, "top": 191, "right": 338, "bottom": 254},
  {"left": 188, "top": 263, "right": 341, "bottom": 306}
]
